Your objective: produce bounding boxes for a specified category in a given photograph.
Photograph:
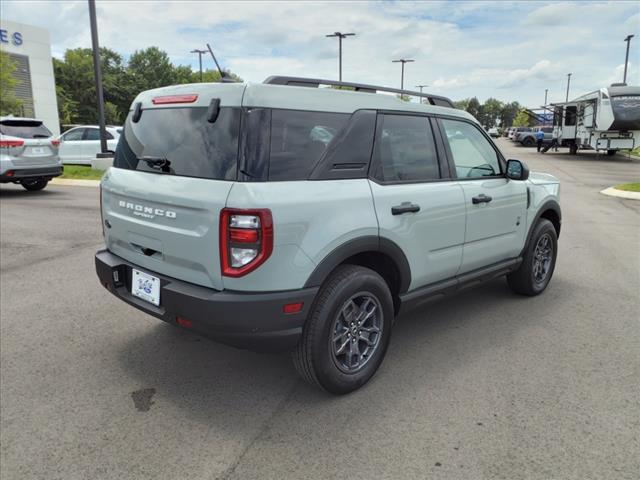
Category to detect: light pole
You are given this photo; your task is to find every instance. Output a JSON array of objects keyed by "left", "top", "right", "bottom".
[
  {"left": 623, "top": 34, "right": 635, "bottom": 84},
  {"left": 565, "top": 73, "right": 572, "bottom": 102},
  {"left": 544, "top": 88, "right": 548, "bottom": 106},
  {"left": 392, "top": 59, "right": 414, "bottom": 90},
  {"left": 88, "top": 0, "right": 109, "bottom": 157},
  {"left": 415, "top": 84, "right": 428, "bottom": 103},
  {"left": 325, "top": 32, "right": 355, "bottom": 82},
  {"left": 190, "top": 49, "right": 207, "bottom": 82}
]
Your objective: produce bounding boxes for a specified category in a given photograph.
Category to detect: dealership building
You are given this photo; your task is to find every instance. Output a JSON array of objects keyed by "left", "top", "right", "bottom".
[{"left": 0, "top": 19, "right": 59, "bottom": 135}]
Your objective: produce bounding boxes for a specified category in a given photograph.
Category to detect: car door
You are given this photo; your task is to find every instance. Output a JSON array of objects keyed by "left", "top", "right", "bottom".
[
  {"left": 437, "top": 117, "right": 528, "bottom": 273},
  {"left": 59, "top": 128, "right": 85, "bottom": 164},
  {"left": 83, "top": 128, "right": 113, "bottom": 161},
  {"left": 369, "top": 113, "right": 466, "bottom": 291}
]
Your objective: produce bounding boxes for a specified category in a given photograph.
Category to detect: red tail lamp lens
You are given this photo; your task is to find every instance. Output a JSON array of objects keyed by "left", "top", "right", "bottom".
[
  {"left": 220, "top": 208, "right": 273, "bottom": 277},
  {"left": 176, "top": 316, "right": 193, "bottom": 328},
  {"left": 0, "top": 139, "right": 24, "bottom": 148}
]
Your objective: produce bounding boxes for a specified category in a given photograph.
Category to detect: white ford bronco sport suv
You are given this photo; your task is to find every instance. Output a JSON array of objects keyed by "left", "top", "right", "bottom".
[{"left": 96, "top": 77, "right": 561, "bottom": 394}]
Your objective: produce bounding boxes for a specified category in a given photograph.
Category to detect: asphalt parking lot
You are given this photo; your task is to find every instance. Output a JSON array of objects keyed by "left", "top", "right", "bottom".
[{"left": 1, "top": 139, "right": 639, "bottom": 480}]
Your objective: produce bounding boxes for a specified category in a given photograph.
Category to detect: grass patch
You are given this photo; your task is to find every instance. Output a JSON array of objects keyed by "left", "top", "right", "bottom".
[
  {"left": 614, "top": 182, "right": 640, "bottom": 192},
  {"left": 631, "top": 147, "right": 640, "bottom": 157},
  {"left": 60, "top": 165, "right": 105, "bottom": 180}
]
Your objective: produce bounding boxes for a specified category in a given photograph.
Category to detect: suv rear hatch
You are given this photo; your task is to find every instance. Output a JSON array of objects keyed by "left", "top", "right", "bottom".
[
  {"left": 101, "top": 84, "right": 245, "bottom": 290},
  {"left": 0, "top": 119, "right": 58, "bottom": 166}
]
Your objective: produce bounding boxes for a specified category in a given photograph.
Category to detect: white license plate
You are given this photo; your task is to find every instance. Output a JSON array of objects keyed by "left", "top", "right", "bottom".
[
  {"left": 31, "top": 147, "right": 46, "bottom": 155},
  {"left": 131, "top": 269, "right": 160, "bottom": 306}
]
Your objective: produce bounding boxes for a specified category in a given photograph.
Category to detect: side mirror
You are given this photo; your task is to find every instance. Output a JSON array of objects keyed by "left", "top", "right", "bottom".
[{"left": 506, "top": 159, "right": 529, "bottom": 181}]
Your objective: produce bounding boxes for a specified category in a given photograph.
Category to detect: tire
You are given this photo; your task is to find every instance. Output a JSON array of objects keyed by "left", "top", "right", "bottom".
[
  {"left": 522, "top": 137, "right": 535, "bottom": 147},
  {"left": 569, "top": 143, "right": 578, "bottom": 155},
  {"left": 507, "top": 219, "right": 557, "bottom": 296},
  {"left": 20, "top": 179, "right": 49, "bottom": 191},
  {"left": 293, "top": 265, "right": 394, "bottom": 394},
  {"left": 607, "top": 150, "right": 617, "bottom": 157}
]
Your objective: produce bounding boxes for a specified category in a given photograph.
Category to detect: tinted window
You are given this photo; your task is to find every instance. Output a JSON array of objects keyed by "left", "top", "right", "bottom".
[
  {"left": 85, "top": 128, "right": 114, "bottom": 140},
  {"left": 565, "top": 106, "right": 577, "bottom": 126},
  {"left": 268, "top": 110, "right": 348, "bottom": 181},
  {"left": 63, "top": 128, "right": 85, "bottom": 141},
  {"left": 611, "top": 95, "right": 640, "bottom": 130},
  {"left": 441, "top": 118, "right": 501, "bottom": 178},
  {"left": 114, "top": 107, "right": 240, "bottom": 180},
  {"left": 372, "top": 114, "right": 440, "bottom": 182},
  {"left": 0, "top": 120, "right": 52, "bottom": 138}
]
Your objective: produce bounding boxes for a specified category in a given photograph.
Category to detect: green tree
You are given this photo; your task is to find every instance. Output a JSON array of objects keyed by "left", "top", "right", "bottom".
[
  {"left": 465, "top": 97, "right": 481, "bottom": 119},
  {"left": 127, "top": 47, "right": 176, "bottom": 92},
  {"left": 453, "top": 98, "right": 470, "bottom": 110},
  {"left": 0, "top": 51, "right": 22, "bottom": 115},
  {"left": 512, "top": 110, "right": 531, "bottom": 127},
  {"left": 53, "top": 47, "right": 127, "bottom": 125},
  {"left": 500, "top": 101, "right": 521, "bottom": 127},
  {"left": 480, "top": 97, "right": 504, "bottom": 127}
]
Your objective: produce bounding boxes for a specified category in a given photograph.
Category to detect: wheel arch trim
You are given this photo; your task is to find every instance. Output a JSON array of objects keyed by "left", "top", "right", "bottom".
[
  {"left": 303, "top": 236, "right": 412, "bottom": 293},
  {"left": 523, "top": 199, "right": 561, "bottom": 255}
]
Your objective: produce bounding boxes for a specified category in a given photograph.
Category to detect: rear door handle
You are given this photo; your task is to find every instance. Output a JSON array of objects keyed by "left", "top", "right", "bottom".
[
  {"left": 392, "top": 202, "right": 420, "bottom": 215},
  {"left": 472, "top": 194, "right": 493, "bottom": 204}
]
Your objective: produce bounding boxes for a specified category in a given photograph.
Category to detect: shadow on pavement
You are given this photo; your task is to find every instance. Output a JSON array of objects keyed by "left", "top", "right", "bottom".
[{"left": 114, "top": 275, "right": 544, "bottom": 427}]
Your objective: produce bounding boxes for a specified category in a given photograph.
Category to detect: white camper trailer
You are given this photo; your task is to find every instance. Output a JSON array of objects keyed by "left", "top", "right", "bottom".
[{"left": 551, "top": 84, "right": 640, "bottom": 155}]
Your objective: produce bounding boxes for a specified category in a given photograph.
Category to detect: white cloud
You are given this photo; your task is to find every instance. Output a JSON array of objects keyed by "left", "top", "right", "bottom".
[{"left": 1, "top": 0, "right": 638, "bottom": 107}]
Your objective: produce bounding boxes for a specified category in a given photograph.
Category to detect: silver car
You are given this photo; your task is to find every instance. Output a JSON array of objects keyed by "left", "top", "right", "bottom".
[{"left": 0, "top": 116, "right": 62, "bottom": 191}]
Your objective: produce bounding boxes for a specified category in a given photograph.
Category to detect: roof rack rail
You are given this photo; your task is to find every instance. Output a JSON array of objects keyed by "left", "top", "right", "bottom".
[{"left": 263, "top": 76, "right": 455, "bottom": 108}]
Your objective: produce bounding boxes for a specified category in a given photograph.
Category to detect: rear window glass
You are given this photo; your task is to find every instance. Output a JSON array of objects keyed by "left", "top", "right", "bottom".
[
  {"left": 0, "top": 120, "right": 52, "bottom": 138},
  {"left": 268, "top": 110, "right": 349, "bottom": 180},
  {"left": 114, "top": 107, "right": 240, "bottom": 180}
]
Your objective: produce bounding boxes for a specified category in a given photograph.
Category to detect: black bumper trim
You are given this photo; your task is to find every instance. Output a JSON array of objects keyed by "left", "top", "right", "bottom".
[
  {"left": 95, "top": 249, "right": 317, "bottom": 352},
  {"left": 0, "top": 166, "right": 63, "bottom": 182}
]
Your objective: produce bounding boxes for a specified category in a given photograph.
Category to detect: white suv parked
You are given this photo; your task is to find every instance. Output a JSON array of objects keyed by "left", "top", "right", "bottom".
[
  {"left": 58, "top": 125, "right": 121, "bottom": 165},
  {"left": 96, "top": 77, "right": 561, "bottom": 394}
]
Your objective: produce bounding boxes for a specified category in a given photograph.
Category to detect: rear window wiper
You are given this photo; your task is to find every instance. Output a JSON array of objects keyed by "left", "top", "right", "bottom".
[{"left": 139, "top": 156, "right": 172, "bottom": 173}]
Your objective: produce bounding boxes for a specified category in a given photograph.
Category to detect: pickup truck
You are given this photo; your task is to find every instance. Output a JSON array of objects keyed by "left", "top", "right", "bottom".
[{"left": 518, "top": 127, "right": 554, "bottom": 147}]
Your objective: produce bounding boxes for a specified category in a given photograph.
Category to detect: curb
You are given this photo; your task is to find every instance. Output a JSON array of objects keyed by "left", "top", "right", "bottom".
[
  {"left": 51, "top": 178, "right": 101, "bottom": 187},
  {"left": 600, "top": 187, "right": 640, "bottom": 200}
]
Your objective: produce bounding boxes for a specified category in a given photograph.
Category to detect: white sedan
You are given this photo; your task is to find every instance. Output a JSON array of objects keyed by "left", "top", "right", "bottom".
[{"left": 58, "top": 125, "right": 121, "bottom": 165}]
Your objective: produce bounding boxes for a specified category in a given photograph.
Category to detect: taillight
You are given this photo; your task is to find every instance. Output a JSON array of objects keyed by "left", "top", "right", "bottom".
[
  {"left": 220, "top": 208, "right": 273, "bottom": 277},
  {"left": 0, "top": 139, "right": 24, "bottom": 148},
  {"left": 152, "top": 94, "right": 198, "bottom": 105},
  {"left": 51, "top": 139, "right": 60, "bottom": 147}
]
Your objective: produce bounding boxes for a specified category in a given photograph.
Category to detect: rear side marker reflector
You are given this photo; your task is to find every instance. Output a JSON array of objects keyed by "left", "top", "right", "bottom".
[
  {"left": 283, "top": 302, "right": 304, "bottom": 314},
  {"left": 152, "top": 94, "right": 198, "bottom": 105},
  {"left": 177, "top": 317, "right": 193, "bottom": 328}
]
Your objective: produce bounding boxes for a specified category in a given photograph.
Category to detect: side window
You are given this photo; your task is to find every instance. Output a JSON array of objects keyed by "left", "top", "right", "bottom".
[
  {"left": 565, "top": 106, "right": 577, "bottom": 126},
  {"left": 62, "top": 128, "right": 84, "bottom": 141},
  {"left": 269, "top": 110, "right": 349, "bottom": 181},
  {"left": 85, "top": 128, "right": 113, "bottom": 141},
  {"left": 371, "top": 114, "right": 440, "bottom": 183},
  {"left": 440, "top": 118, "right": 501, "bottom": 178}
]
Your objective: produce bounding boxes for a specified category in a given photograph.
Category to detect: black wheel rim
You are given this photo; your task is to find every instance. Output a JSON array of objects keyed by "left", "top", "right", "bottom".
[
  {"left": 330, "top": 292, "right": 383, "bottom": 374},
  {"left": 533, "top": 233, "right": 553, "bottom": 285}
]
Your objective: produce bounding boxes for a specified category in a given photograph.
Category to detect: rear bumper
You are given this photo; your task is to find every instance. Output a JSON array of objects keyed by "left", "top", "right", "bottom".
[
  {"left": 0, "top": 166, "right": 63, "bottom": 182},
  {"left": 95, "top": 249, "right": 317, "bottom": 352}
]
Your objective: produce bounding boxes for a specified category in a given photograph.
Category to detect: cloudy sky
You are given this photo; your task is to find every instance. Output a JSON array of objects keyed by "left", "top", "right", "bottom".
[{"left": 2, "top": 0, "right": 639, "bottom": 107}]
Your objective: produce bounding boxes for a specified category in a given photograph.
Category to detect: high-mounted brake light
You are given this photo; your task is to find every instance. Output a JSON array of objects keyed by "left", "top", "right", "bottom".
[
  {"left": 151, "top": 94, "right": 198, "bottom": 105},
  {"left": 0, "top": 139, "right": 24, "bottom": 148},
  {"left": 220, "top": 208, "right": 273, "bottom": 277}
]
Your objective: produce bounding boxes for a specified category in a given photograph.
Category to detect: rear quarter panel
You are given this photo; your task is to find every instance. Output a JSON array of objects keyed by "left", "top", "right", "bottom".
[{"left": 224, "top": 179, "right": 378, "bottom": 291}]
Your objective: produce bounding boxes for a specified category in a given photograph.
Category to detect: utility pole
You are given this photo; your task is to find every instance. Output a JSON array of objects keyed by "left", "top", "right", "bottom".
[
  {"left": 392, "top": 58, "right": 414, "bottom": 91},
  {"left": 325, "top": 32, "right": 355, "bottom": 81},
  {"left": 190, "top": 49, "right": 207, "bottom": 82},
  {"left": 623, "top": 34, "right": 635, "bottom": 84},
  {"left": 565, "top": 73, "right": 572, "bottom": 102},
  {"left": 88, "top": 0, "right": 109, "bottom": 157},
  {"left": 415, "top": 84, "right": 428, "bottom": 103}
]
